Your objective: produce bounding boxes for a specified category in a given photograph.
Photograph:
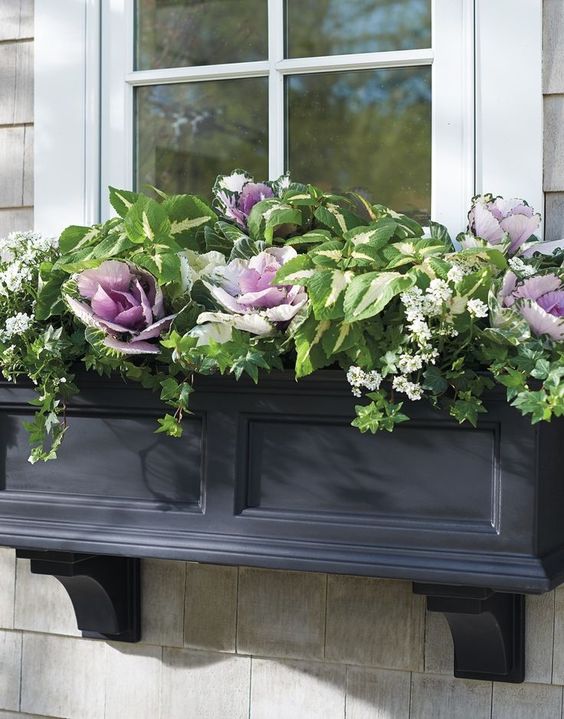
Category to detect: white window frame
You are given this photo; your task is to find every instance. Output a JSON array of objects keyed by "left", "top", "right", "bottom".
[{"left": 35, "top": 0, "right": 543, "bottom": 243}]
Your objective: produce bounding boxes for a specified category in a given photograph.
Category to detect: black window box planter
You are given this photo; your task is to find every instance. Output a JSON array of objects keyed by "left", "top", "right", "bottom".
[{"left": 0, "top": 370, "right": 562, "bottom": 683}]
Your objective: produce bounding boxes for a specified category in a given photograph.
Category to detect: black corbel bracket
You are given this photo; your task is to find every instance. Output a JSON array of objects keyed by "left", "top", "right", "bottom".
[
  {"left": 413, "top": 583, "right": 525, "bottom": 683},
  {"left": 16, "top": 550, "right": 141, "bottom": 643}
]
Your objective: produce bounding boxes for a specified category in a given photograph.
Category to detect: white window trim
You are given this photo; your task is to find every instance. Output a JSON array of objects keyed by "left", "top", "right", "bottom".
[{"left": 35, "top": 0, "right": 543, "bottom": 242}]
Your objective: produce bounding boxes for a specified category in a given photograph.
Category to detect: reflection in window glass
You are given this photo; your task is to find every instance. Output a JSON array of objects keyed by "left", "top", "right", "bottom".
[
  {"left": 285, "top": 0, "right": 431, "bottom": 58},
  {"left": 135, "top": 78, "right": 269, "bottom": 198},
  {"left": 286, "top": 68, "right": 431, "bottom": 222},
  {"left": 136, "top": 0, "right": 268, "bottom": 70}
]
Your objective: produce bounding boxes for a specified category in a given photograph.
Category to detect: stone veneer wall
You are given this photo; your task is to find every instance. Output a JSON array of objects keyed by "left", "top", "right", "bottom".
[{"left": 1, "top": 1, "right": 564, "bottom": 717}]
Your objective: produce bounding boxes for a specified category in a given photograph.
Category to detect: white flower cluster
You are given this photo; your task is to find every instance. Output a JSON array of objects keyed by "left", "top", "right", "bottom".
[
  {"left": 466, "top": 298, "right": 489, "bottom": 319},
  {"left": 508, "top": 256, "right": 536, "bottom": 277},
  {"left": 0, "top": 231, "right": 57, "bottom": 296},
  {"left": 392, "top": 375, "right": 423, "bottom": 401},
  {"left": 0, "top": 312, "right": 33, "bottom": 340},
  {"left": 446, "top": 263, "right": 467, "bottom": 285},
  {"left": 397, "top": 353, "right": 423, "bottom": 374},
  {"left": 346, "top": 365, "right": 382, "bottom": 398}
]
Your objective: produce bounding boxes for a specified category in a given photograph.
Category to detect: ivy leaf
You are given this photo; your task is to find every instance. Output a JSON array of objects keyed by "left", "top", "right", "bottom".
[
  {"left": 422, "top": 366, "right": 449, "bottom": 396},
  {"left": 343, "top": 271, "right": 415, "bottom": 323},
  {"left": 35, "top": 267, "right": 67, "bottom": 320},
  {"left": 156, "top": 413, "right": 183, "bottom": 438},
  {"left": 230, "top": 348, "right": 270, "bottom": 382},
  {"left": 449, "top": 393, "right": 487, "bottom": 426}
]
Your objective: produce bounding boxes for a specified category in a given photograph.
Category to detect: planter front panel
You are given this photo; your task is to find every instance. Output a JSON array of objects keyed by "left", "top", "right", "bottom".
[{"left": 0, "top": 372, "right": 561, "bottom": 594}]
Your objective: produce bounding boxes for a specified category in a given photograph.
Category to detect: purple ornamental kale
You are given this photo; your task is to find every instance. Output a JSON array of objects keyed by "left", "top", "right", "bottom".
[
  {"left": 500, "top": 271, "right": 564, "bottom": 340},
  {"left": 65, "top": 260, "right": 175, "bottom": 354},
  {"left": 467, "top": 195, "right": 541, "bottom": 255}
]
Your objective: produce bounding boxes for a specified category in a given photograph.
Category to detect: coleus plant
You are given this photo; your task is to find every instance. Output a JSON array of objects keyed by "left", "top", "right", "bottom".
[{"left": 0, "top": 171, "right": 562, "bottom": 462}]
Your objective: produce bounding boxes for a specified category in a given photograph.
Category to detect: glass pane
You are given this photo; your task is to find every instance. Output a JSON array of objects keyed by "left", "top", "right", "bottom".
[
  {"left": 286, "top": 0, "right": 431, "bottom": 58},
  {"left": 286, "top": 68, "right": 431, "bottom": 222},
  {"left": 136, "top": 0, "right": 268, "bottom": 70},
  {"left": 135, "top": 78, "right": 269, "bottom": 198}
]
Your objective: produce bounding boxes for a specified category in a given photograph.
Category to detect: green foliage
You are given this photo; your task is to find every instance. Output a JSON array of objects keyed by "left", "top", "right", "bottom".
[{"left": 1, "top": 175, "right": 562, "bottom": 463}]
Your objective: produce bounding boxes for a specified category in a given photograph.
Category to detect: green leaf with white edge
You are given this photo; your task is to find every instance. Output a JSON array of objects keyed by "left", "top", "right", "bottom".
[
  {"left": 285, "top": 230, "right": 333, "bottom": 247},
  {"left": 59, "top": 225, "right": 99, "bottom": 255},
  {"left": 109, "top": 187, "right": 139, "bottom": 218},
  {"left": 310, "top": 240, "right": 346, "bottom": 267},
  {"left": 424, "top": 256, "right": 451, "bottom": 280},
  {"left": 349, "top": 243, "right": 386, "bottom": 266},
  {"left": 263, "top": 206, "right": 302, "bottom": 243},
  {"left": 229, "top": 235, "right": 265, "bottom": 261},
  {"left": 344, "top": 222, "right": 396, "bottom": 247},
  {"left": 54, "top": 231, "right": 136, "bottom": 273},
  {"left": 247, "top": 199, "right": 280, "bottom": 240},
  {"left": 203, "top": 224, "right": 232, "bottom": 256},
  {"left": 293, "top": 314, "right": 332, "bottom": 378},
  {"left": 135, "top": 251, "right": 181, "bottom": 284},
  {"left": 273, "top": 254, "right": 315, "bottom": 285},
  {"left": 343, "top": 271, "right": 415, "bottom": 323},
  {"left": 307, "top": 268, "right": 352, "bottom": 320},
  {"left": 162, "top": 194, "right": 217, "bottom": 247},
  {"left": 124, "top": 195, "right": 172, "bottom": 245},
  {"left": 429, "top": 221, "right": 452, "bottom": 246},
  {"left": 314, "top": 205, "right": 348, "bottom": 234},
  {"left": 321, "top": 320, "right": 361, "bottom": 355},
  {"left": 215, "top": 220, "right": 248, "bottom": 245}
]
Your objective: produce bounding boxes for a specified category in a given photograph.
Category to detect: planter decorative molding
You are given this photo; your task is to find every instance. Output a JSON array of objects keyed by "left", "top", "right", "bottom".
[{"left": 0, "top": 371, "right": 562, "bottom": 682}]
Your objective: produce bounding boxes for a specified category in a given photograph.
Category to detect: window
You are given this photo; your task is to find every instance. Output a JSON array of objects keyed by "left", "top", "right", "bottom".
[
  {"left": 34, "top": 1, "right": 543, "bottom": 242},
  {"left": 101, "top": 0, "right": 474, "bottom": 235}
]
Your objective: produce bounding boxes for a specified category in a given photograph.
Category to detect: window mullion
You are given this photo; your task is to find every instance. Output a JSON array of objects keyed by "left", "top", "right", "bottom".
[
  {"left": 277, "top": 48, "right": 433, "bottom": 75},
  {"left": 125, "top": 61, "right": 271, "bottom": 87},
  {"left": 268, "top": 0, "right": 285, "bottom": 178}
]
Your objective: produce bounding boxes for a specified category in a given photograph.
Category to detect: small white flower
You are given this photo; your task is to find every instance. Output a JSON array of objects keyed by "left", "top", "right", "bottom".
[
  {"left": 392, "top": 375, "right": 423, "bottom": 401},
  {"left": 2, "top": 312, "right": 33, "bottom": 339},
  {"left": 467, "top": 298, "right": 489, "bottom": 319},
  {"left": 346, "top": 366, "right": 382, "bottom": 395},
  {"left": 398, "top": 353, "right": 423, "bottom": 374},
  {"left": 508, "top": 257, "right": 536, "bottom": 277},
  {"left": 447, "top": 264, "right": 466, "bottom": 285},
  {"left": 426, "top": 278, "right": 452, "bottom": 305}
]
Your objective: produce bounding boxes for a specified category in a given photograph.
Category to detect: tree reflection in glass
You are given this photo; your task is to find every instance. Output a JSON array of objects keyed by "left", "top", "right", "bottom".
[
  {"left": 285, "top": 0, "right": 431, "bottom": 58},
  {"left": 286, "top": 67, "right": 431, "bottom": 222},
  {"left": 136, "top": 0, "right": 268, "bottom": 70},
  {"left": 135, "top": 78, "right": 269, "bottom": 199}
]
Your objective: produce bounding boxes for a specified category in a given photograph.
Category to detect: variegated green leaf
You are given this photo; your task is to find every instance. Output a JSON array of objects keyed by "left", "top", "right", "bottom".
[
  {"left": 310, "top": 240, "right": 346, "bottom": 267},
  {"left": 285, "top": 230, "right": 333, "bottom": 247},
  {"left": 293, "top": 314, "right": 331, "bottom": 377},
  {"left": 273, "top": 255, "right": 315, "bottom": 284},
  {"left": 321, "top": 320, "right": 361, "bottom": 355},
  {"left": 307, "top": 268, "right": 352, "bottom": 320},
  {"left": 344, "top": 223, "right": 396, "bottom": 247},
  {"left": 343, "top": 271, "right": 415, "bottom": 322}
]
